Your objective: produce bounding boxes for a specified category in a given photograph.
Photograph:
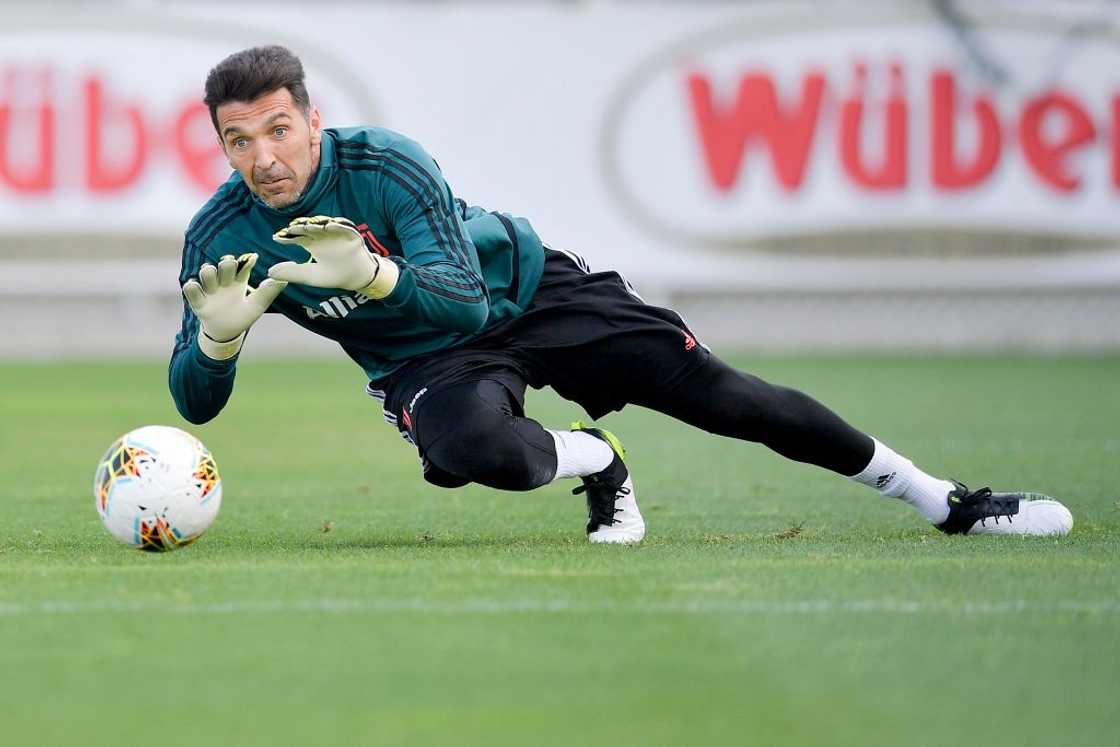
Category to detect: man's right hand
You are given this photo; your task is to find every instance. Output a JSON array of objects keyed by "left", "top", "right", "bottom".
[{"left": 182, "top": 253, "right": 287, "bottom": 360}]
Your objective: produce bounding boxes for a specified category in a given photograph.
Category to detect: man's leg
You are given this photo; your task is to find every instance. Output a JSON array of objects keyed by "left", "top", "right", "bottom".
[
  {"left": 409, "top": 379, "right": 643, "bottom": 543},
  {"left": 478, "top": 247, "right": 1069, "bottom": 537},
  {"left": 626, "top": 354, "right": 1072, "bottom": 535},
  {"left": 410, "top": 378, "right": 617, "bottom": 493},
  {"left": 628, "top": 355, "right": 949, "bottom": 519},
  {"left": 412, "top": 380, "right": 557, "bottom": 491}
]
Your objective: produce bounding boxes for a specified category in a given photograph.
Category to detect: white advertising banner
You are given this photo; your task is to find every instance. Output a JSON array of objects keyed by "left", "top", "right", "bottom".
[
  {"left": 1, "top": 1, "right": 1118, "bottom": 353},
  {"left": 0, "top": 15, "right": 373, "bottom": 235}
]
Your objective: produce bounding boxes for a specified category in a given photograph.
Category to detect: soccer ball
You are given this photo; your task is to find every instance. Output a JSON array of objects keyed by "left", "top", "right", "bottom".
[{"left": 93, "top": 425, "right": 222, "bottom": 551}]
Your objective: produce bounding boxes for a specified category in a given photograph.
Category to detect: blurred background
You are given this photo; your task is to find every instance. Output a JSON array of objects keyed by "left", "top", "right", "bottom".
[{"left": 2, "top": 0, "right": 1119, "bottom": 358}]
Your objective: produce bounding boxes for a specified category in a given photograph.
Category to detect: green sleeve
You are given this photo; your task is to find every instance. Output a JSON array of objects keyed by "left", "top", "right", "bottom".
[
  {"left": 168, "top": 238, "right": 238, "bottom": 424},
  {"left": 372, "top": 139, "right": 490, "bottom": 334}
]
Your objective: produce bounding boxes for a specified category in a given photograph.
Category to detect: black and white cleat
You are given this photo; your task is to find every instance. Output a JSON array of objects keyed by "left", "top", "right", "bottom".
[{"left": 937, "top": 481, "right": 1072, "bottom": 536}]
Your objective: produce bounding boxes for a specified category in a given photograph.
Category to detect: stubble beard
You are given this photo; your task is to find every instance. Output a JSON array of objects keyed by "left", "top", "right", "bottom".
[
  {"left": 260, "top": 187, "right": 300, "bottom": 209},
  {"left": 256, "top": 177, "right": 306, "bottom": 209}
]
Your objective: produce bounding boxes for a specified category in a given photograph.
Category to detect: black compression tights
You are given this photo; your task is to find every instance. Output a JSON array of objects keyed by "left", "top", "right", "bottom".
[
  {"left": 415, "top": 356, "right": 875, "bottom": 491},
  {"left": 631, "top": 356, "right": 875, "bottom": 476}
]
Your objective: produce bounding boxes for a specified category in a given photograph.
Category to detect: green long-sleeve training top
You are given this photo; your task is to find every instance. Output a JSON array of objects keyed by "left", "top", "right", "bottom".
[{"left": 169, "top": 126, "right": 545, "bottom": 424}]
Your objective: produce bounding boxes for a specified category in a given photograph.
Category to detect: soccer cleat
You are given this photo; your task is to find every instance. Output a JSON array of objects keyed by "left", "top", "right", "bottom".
[
  {"left": 936, "top": 481, "right": 1072, "bottom": 536},
  {"left": 569, "top": 423, "right": 645, "bottom": 544}
]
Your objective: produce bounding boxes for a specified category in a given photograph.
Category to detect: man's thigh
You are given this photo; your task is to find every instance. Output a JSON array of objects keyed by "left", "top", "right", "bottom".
[
  {"left": 371, "top": 350, "right": 529, "bottom": 437},
  {"left": 409, "top": 379, "right": 529, "bottom": 488},
  {"left": 368, "top": 350, "right": 531, "bottom": 487},
  {"left": 503, "top": 249, "right": 711, "bottom": 419},
  {"left": 527, "top": 322, "right": 710, "bottom": 419}
]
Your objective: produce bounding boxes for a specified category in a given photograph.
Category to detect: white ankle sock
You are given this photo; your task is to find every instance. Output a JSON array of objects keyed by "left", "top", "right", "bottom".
[
  {"left": 849, "top": 438, "right": 952, "bottom": 524},
  {"left": 548, "top": 429, "right": 614, "bottom": 480}
]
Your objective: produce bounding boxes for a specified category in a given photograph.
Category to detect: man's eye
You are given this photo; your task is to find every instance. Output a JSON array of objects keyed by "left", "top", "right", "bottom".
[
  {"left": 233, "top": 138, "right": 249, "bottom": 149},
  {"left": 274, "top": 127, "right": 287, "bottom": 138}
]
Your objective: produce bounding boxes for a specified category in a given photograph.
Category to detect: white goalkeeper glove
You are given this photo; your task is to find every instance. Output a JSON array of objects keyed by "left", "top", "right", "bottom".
[
  {"left": 268, "top": 215, "right": 399, "bottom": 298},
  {"left": 182, "top": 253, "right": 288, "bottom": 360}
]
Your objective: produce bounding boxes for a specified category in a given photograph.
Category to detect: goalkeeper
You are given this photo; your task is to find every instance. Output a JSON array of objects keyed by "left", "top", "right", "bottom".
[{"left": 171, "top": 45, "right": 1072, "bottom": 543}]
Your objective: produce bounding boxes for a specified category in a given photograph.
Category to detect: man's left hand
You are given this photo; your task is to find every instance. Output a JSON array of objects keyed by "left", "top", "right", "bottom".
[{"left": 269, "top": 215, "right": 399, "bottom": 299}]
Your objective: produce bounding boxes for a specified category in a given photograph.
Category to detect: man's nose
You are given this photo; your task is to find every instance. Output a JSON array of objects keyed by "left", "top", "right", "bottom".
[{"left": 252, "top": 142, "right": 276, "bottom": 171}]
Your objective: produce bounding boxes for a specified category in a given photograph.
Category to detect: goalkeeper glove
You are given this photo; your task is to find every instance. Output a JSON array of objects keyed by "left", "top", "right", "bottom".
[
  {"left": 268, "top": 215, "right": 399, "bottom": 298},
  {"left": 182, "top": 253, "right": 287, "bottom": 360}
]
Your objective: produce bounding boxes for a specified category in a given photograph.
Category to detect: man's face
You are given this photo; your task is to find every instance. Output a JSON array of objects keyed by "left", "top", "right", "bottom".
[{"left": 215, "top": 87, "right": 322, "bottom": 209}]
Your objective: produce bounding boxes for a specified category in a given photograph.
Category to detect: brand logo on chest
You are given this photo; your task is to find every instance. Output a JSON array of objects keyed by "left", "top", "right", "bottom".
[
  {"left": 356, "top": 223, "right": 392, "bottom": 256},
  {"left": 303, "top": 292, "right": 371, "bottom": 320}
]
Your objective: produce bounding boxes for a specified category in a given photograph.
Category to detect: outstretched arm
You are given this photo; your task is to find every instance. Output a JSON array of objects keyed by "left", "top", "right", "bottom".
[
  {"left": 169, "top": 249, "right": 286, "bottom": 424},
  {"left": 269, "top": 137, "right": 489, "bottom": 334}
]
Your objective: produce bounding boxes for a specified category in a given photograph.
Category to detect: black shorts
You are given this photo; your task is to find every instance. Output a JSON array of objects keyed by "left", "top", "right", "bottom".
[{"left": 367, "top": 248, "right": 710, "bottom": 439}]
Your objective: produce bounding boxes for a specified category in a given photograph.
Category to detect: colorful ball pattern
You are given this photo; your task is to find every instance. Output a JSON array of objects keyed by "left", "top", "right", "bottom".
[{"left": 93, "top": 426, "right": 222, "bottom": 551}]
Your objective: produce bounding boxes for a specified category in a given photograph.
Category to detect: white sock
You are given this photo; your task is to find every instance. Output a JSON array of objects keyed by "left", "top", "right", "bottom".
[
  {"left": 849, "top": 438, "right": 953, "bottom": 524},
  {"left": 548, "top": 429, "right": 614, "bottom": 480}
]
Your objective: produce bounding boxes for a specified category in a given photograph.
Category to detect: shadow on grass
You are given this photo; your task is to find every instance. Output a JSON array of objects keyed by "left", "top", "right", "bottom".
[{"left": 213, "top": 530, "right": 592, "bottom": 553}]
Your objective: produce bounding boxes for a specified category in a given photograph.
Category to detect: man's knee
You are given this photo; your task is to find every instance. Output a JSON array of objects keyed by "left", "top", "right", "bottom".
[
  {"left": 421, "top": 458, "right": 470, "bottom": 489},
  {"left": 423, "top": 408, "right": 555, "bottom": 491}
]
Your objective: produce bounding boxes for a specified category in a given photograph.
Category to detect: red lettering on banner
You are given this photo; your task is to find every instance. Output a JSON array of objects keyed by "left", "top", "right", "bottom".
[
  {"left": 84, "top": 76, "right": 148, "bottom": 192},
  {"left": 930, "top": 69, "right": 1001, "bottom": 190},
  {"left": 1019, "top": 91, "right": 1095, "bottom": 192},
  {"left": 1113, "top": 96, "right": 1120, "bottom": 190},
  {"left": 0, "top": 65, "right": 227, "bottom": 197},
  {"left": 839, "top": 62, "right": 907, "bottom": 190},
  {"left": 0, "top": 68, "right": 54, "bottom": 193},
  {"left": 174, "top": 101, "right": 224, "bottom": 193},
  {"left": 686, "top": 70, "right": 825, "bottom": 192}
]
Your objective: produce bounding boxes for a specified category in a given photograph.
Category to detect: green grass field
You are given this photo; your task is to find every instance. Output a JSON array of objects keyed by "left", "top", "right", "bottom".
[{"left": 0, "top": 356, "right": 1116, "bottom": 746}]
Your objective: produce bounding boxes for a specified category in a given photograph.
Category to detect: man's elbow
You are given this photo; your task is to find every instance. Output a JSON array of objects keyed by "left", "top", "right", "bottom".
[
  {"left": 173, "top": 396, "right": 218, "bottom": 426},
  {"left": 451, "top": 299, "right": 489, "bottom": 335}
]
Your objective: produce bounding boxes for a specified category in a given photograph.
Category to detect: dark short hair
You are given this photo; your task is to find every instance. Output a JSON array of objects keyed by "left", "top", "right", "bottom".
[{"left": 204, "top": 45, "right": 310, "bottom": 131}]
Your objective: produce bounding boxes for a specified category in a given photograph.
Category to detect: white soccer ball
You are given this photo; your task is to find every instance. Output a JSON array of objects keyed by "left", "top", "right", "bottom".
[{"left": 93, "top": 425, "right": 222, "bottom": 551}]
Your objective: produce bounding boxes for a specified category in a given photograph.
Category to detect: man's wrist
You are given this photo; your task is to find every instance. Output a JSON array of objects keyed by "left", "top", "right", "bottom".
[
  {"left": 357, "top": 255, "right": 400, "bottom": 300},
  {"left": 197, "top": 330, "right": 246, "bottom": 360}
]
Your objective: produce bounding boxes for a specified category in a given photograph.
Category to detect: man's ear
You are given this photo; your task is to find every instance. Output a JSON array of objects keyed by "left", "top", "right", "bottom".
[{"left": 308, "top": 106, "right": 322, "bottom": 145}]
